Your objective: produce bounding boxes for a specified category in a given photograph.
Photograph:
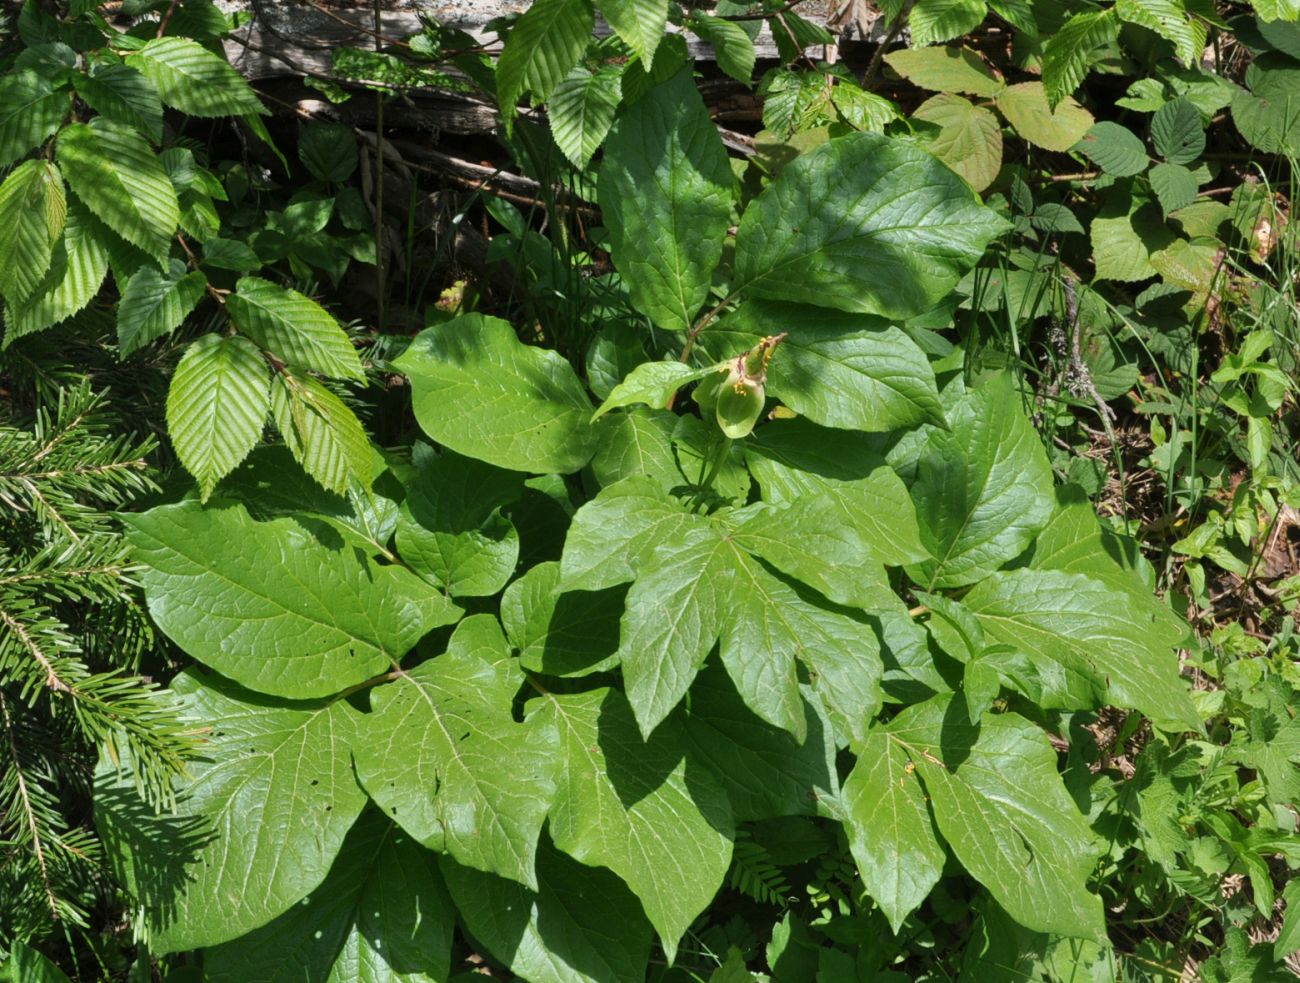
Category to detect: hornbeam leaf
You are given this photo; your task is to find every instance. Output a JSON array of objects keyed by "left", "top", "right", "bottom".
[
  {"left": 395, "top": 313, "right": 598, "bottom": 474},
  {"left": 227, "top": 275, "right": 364, "bottom": 381},
  {"left": 963, "top": 568, "right": 1199, "bottom": 731},
  {"left": 166, "top": 333, "right": 269, "bottom": 499},
  {"left": 353, "top": 617, "right": 561, "bottom": 889},
  {"left": 536, "top": 688, "right": 733, "bottom": 963},
  {"left": 118, "top": 264, "right": 206, "bottom": 355},
  {"left": 95, "top": 671, "right": 369, "bottom": 952},
  {"left": 841, "top": 725, "right": 945, "bottom": 933},
  {"left": 596, "top": 0, "right": 668, "bottom": 67},
  {"left": 1041, "top": 9, "right": 1119, "bottom": 108},
  {"left": 708, "top": 300, "right": 944, "bottom": 431},
  {"left": 733, "top": 130, "right": 1006, "bottom": 320},
  {"left": 599, "top": 68, "right": 732, "bottom": 332},
  {"left": 72, "top": 60, "right": 163, "bottom": 142},
  {"left": 203, "top": 809, "right": 456, "bottom": 983},
  {"left": 908, "top": 376, "right": 1054, "bottom": 589},
  {"left": 3, "top": 197, "right": 110, "bottom": 346},
  {"left": 441, "top": 840, "right": 654, "bottom": 983},
  {"left": 270, "top": 370, "right": 372, "bottom": 496},
  {"left": 0, "top": 159, "right": 66, "bottom": 307},
  {"left": 0, "top": 70, "right": 65, "bottom": 169},
  {"left": 128, "top": 36, "right": 267, "bottom": 117},
  {"left": 123, "top": 500, "right": 459, "bottom": 698},
  {"left": 889, "top": 696, "right": 1106, "bottom": 940},
  {"left": 550, "top": 63, "right": 622, "bottom": 169},
  {"left": 56, "top": 117, "right": 179, "bottom": 262},
  {"left": 496, "top": 0, "right": 594, "bottom": 118}
]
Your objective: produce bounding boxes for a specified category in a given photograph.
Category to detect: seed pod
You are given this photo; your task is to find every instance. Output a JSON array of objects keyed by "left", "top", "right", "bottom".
[{"left": 715, "top": 365, "right": 765, "bottom": 438}]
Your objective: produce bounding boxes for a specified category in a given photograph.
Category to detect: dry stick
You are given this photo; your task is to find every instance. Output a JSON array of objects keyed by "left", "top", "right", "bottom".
[
  {"left": 723, "top": 0, "right": 817, "bottom": 21},
  {"left": 861, "top": 0, "right": 915, "bottom": 86},
  {"left": 1061, "top": 275, "right": 1118, "bottom": 444},
  {"left": 156, "top": 0, "right": 180, "bottom": 37}
]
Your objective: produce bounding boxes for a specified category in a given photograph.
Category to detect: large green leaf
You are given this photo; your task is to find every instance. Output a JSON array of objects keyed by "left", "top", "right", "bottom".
[
  {"left": 123, "top": 500, "right": 459, "bottom": 698},
  {"left": 0, "top": 159, "right": 65, "bottom": 307},
  {"left": 496, "top": 0, "right": 594, "bottom": 117},
  {"left": 1041, "top": 9, "right": 1120, "bottom": 108},
  {"left": 0, "top": 70, "right": 65, "bottom": 169},
  {"left": 396, "top": 452, "right": 524, "bottom": 597},
  {"left": 441, "top": 839, "right": 654, "bottom": 983},
  {"left": 500, "top": 561, "right": 623, "bottom": 677},
  {"left": 166, "top": 333, "right": 269, "bottom": 500},
  {"left": 118, "top": 264, "right": 206, "bottom": 355},
  {"left": 909, "top": 0, "right": 987, "bottom": 45},
  {"left": 707, "top": 300, "right": 944, "bottom": 431},
  {"left": 56, "top": 117, "right": 179, "bottom": 262},
  {"left": 889, "top": 697, "right": 1106, "bottom": 940},
  {"left": 202, "top": 810, "right": 455, "bottom": 983},
  {"left": 2, "top": 198, "right": 110, "bottom": 346},
  {"left": 598, "top": 68, "right": 732, "bottom": 332},
  {"left": 593, "top": 361, "right": 720, "bottom": 420},
  {"left": 395, "top": 314, "right": 597, "bottom": 474},
  {"left": 841, "top": 725, "right": 945, "bottom": 933},
  {"left": 963, "top": 569, "right": 1199, "bottom": 730},
  {"left": 884, "top": 45, "right": 1003, "bottom": 97},
  {"left": 596, "top": 0, "right": 667, "bottom": 66},
  {"left": 1232, "top": 53, "right": 1300, "bottom": 155},
  {"left": 96, "top": 671, "right": 368, "bottom": 952},
  {"left": 72, "top": 60, "right": 163, "bottom": 142},
  {"left": 227, "top": 275, "right": 364, "bottom": 381},
  {"left": 550, "top": 64, "right": 622, "bottom": 169},
  {"left": 908, "top": 377, "right": 1054, "bottom": 589},
  {"left": 995, "top": 82, "right": 1094, "bottom": 152},
  {"left": 536, "top": 688, "right": 734, "bottom": 963},
  {"left": 128, "top": 36, "right": 267, "bottom": 117},
  {"left": 684, "top": 661, "right": 839, "bottom": 821},
  {"left": 913, "top": 93, "right": 1003, "bottom": 193},
  {"left": 353, "top": 617, "right": 560, "bottom": 889},
  {"left": 270, "top": 370, "right": 372, "bottom": 496},
  {"left": 1115, "top": 0, "right": 1206, "bottom": 66},
  {"left": 732, "top": 131, "right": 1006, "bottom": 320}
]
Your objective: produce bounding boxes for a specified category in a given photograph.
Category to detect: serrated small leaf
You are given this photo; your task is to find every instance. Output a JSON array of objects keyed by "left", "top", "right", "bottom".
[
  {"left": 733, "top": 131, "right": 1007, "bottom": 320},
  {"left": 166, "top": 333, "right": 268, "bottom": 498},
  {"left": 95, "top": 671, "right": 369, "bottom": 952},
  {"left": 396, "top": 452, "right": 524, "bottom": 597},
  {"left": 0, "top": 159, "right": 65, "bottom": 307},
  {"left": 592, "top": 360, "right": 718, "bottom": 420},
  {"left": 1115, "top": 0, "right": 1206, "bottom": 66},
  {"left": 909, "top": 0, "right": 987, "bottom": 46},
  {"left": 912, "top": 92, "right": 1003, "bottom": 192},
  {"left": 227, "top": 275, "right": 364, "bottom": 381},
  {"left": 0, "top": 70, "right": 65, "bottom": 169},
  {"left": 395, "top": 314, "right": 598, "bottom": 474},
  {"left": 118, "top": 265, "right": 206, "bottom": 355},
  {"left": 270, "top": 370, "right": 371, "bottom": 495},
  {"left": 689, "top": 13, "right": 756, "bottom": 84},
  {"left": 538, "top": 688, "right": 734, "bottom": 963},
  {"left": 550, "top": 64, "right": 622, "bottom": 169},
  {"left": 1075, "top": 121, "right": 1149, "bottom": 176},
  {"left": 128, "top": 36, "right": 267, "bottom": 117},
  {"left": 996, "top": 82, "right": 1094, "bottom": 152},
  {"left": 1151, "top": 97, "right": 1205, "bottom": 164},
  {"left": 598, "top": 68, "right": 732, "bottom": 332},
  {"left": 354, "top": 617, "right": 560, "bottom": 889},
  {"left": 297, "top": 121, "right": 357, "bottom": 183},
  {"left": 496, "top": 0, "right": 594, "bottom": 118},
  {"left": 1149, "top": 161, "right": 1199, "bottom": 216},
  {"left": 842, "top": 726, "right": 945, "bottom": 932},
  {"left": 884, "top": 46, "right": 1002, "bottom": 97},
  {"left": 597, "top": 0, "right": 667, "bottom": 67},
  {"left": 72, "top": 60, "right": 163, "bottom": 142},
  {"left": 125, "top": 500, "right": 460, "bottom": 697},
  {"left": 3, "top": 198, "right": 110, "bottom": 346},
  {"left": 1040, "top": 10, "right": 1120, "bottom": 108},
  {"left": 56, "top": 117, "right": 179, "bottom": 262}
]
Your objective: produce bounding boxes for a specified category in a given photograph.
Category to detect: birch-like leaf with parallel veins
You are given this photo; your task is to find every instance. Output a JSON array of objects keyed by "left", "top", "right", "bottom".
[{"left": 124, "top": 500, "right": 459, "bottom": 698}]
